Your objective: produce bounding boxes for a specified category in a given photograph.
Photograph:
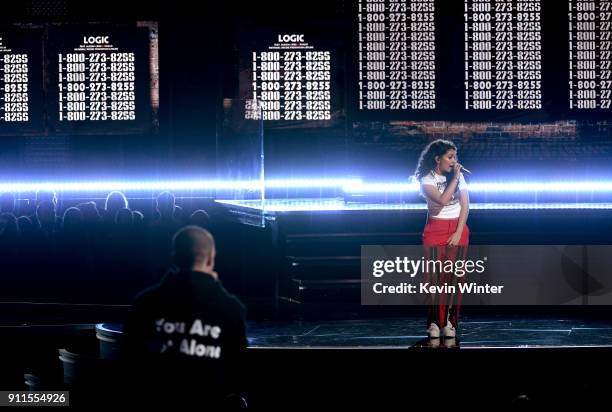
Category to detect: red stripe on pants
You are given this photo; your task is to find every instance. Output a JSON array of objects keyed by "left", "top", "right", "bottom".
[{"left": 422, "top": 218, "right": 469, "bottom": 329}]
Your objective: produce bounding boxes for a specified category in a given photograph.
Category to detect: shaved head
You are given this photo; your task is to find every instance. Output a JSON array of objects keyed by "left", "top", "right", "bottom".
[{"left": 172, "top": 225, "right": 216, "bottom": 270}]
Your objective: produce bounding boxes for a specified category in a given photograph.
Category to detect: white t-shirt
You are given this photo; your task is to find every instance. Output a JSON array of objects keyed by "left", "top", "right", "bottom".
[{"left": 420, "top": 171, "right": 468, "bottom": 219}]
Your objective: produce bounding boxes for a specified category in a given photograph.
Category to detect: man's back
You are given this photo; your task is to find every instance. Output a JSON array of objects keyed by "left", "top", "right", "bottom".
[{"left": 123, "top": 269, "right": 248, "bottom": 402}]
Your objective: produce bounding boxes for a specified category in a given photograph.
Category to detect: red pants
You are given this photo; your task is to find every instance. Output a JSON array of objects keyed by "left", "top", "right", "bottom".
[{"left": 422, "top": 218, "right": 469, "bottom": 330}]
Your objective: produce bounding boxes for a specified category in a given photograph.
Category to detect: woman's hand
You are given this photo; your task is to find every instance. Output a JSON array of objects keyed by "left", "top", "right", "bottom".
[
  {"left": 447, "top": 230, "right": 463, "bottom": 247},
  {"left": 452, "top": 163, "right": 463, "bottom": 181}
]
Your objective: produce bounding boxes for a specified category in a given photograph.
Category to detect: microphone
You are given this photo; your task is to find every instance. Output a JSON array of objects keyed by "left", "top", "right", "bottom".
[{"left": 456, "top": 164, "right": 472, "bottom": 174}]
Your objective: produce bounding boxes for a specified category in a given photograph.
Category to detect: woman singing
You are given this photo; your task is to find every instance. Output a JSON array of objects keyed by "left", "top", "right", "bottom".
[{"left": 415, "top": 139, "right": 470, "bottom": 339}]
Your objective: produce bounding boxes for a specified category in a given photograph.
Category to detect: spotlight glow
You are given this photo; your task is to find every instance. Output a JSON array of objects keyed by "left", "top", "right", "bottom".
[
  {"left": 216, "top": 199, "right": 612, "bottom": 212},
  {"left": 342, "top": 182, "right": 420, "bottom": 193},
  {"left": 0, "top": 178, "right": 363, "bottom": 193},
  {"left": 342, "top": 181, "right": 612, "bottom": 193},
  {"left": 264, "top": 178, "right": 362, "bottom": 189},
  {"left": 0, "top": 180, "right": 264, "bottom": 193},
  {"left": 2, "top": 178, "right": 612, "bottom": 195},
  {"left": 468, "top": 182, "right": 612, "bottom": 193}
]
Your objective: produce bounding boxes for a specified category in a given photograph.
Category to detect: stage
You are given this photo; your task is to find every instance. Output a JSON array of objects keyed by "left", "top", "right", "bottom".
[
  {"left": 2, "top": 306, "right": 611, "bottom": 408},
  {"left": 211, "top": 197, "right": 612, "bottom": 318},
  {"left": 81, "top": 315, "right": 612, "bottom": 408},
  {"left": 247, "top": 314, "right": 612, "bottom": 349}
]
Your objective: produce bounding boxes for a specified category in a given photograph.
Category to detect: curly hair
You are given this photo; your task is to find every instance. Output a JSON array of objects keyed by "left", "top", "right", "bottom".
[{"left": 414, "top": 139, "right": 458, "bottom": 181}]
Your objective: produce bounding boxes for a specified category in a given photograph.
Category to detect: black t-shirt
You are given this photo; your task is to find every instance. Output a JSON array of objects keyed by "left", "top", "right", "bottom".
[{"left": 122, "top": 269, "right": 248, "bottom": 399}]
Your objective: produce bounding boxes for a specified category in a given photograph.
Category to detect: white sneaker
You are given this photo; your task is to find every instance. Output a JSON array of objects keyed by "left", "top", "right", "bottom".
[
  {"left": 427, "top": 323, "right": 440, "bottom": 339},
  {"left": 443, "top": 322, "right": 456, "bottom": 338},
  {"left": 443, "top": 338, "right": 457, "bottom": 348}
]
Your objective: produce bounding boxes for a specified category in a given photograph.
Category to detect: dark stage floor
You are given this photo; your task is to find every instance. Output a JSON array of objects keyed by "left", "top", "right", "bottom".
[{"left": 247, "top": 315, "right": 612, "bottom": 349}]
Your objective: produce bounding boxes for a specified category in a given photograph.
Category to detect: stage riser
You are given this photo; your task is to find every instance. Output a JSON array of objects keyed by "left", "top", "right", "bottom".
[{"left": 216, "top": 205, "right": 612, "bottom": 316}]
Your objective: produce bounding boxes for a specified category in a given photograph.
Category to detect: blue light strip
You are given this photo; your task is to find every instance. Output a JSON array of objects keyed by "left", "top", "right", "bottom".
[
  {"left": 1, "top": 178, "right": 612, "bottom": 194},
  {"left": 0, "top": 178, "right": 361, "bottom": 193},
  {"left": 342, "top": 181, "right": 612, "bottom": 193},
  {"left": 216, "top": 199, "right": 612, "bottom": 212},
  {"left": 0, "top": 180, "right": 257, "bottom": 193}
]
